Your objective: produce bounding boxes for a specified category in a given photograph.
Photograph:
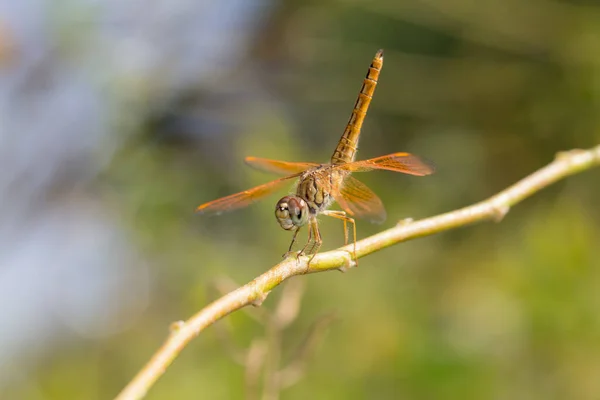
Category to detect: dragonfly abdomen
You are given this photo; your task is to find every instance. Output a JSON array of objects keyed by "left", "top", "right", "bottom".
[{"left": 330, "top": 49, "right": 384, "bottom": 165}]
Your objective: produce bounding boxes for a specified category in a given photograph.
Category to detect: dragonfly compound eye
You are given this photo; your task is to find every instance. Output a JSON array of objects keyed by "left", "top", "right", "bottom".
[
  {"left": 275, "top": 196, "right": 293, "bottom": 230},
  {"left": 287, "top": 197, "right": 309, "bottom": 227},
  {"left": 275, "top": 196, "right": 308, "bottom": 230}
]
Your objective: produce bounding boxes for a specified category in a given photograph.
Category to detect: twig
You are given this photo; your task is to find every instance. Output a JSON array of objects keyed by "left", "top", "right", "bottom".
[
  {"left": 244, "top": 339, "right": 268, "bottom": 400},
  {"left": 212, "top": 277, "right": 310, "bottom": 399},
  {"left": 273, "top": 279, "right": 305, "bottom": 329},
  {"left": 276, "top": 312, "right": 336, "bottom": 389},
  {"left": 115, "top": 145, "right": 600, "bottom": 400}
]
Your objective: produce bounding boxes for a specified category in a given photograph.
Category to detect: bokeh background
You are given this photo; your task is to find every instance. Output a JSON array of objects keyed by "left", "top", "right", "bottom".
[{"left": 1, "top": 0, "right": 600, "bottom": 399}]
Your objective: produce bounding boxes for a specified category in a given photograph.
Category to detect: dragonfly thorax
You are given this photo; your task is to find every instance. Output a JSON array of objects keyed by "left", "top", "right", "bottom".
[
  {"left": 275, "top": 196, "right": 309, "bottom": 230},
  {"left": 296, "top": 169, "right": 341, "bottom": 216}
]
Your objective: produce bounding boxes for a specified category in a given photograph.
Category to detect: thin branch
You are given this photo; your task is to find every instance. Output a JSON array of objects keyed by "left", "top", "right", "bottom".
[
  {"left": 261, "top": 317, "right": 282, "bottom": 400},
  {"left": 244, "top": 339, "right": 268, "bottom": 400},
  {"left": 273, "top": 279, "right": 305, "bottom": 329},
  {"left": 276, "top": 312, "right": 337, "bottom": 389},
  {"left": 115, "top": 145, "right": 600, "bottom": 400}
]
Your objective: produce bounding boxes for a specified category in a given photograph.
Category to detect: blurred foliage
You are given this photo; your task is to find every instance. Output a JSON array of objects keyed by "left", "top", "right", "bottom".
[{"left": 4, "top": 0, "right": 600, "bottom": 399}]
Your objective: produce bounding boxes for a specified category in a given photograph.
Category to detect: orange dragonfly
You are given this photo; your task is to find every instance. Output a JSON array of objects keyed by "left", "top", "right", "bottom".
[{"left": 196, "top": 49, "right": 434, "bottom": 264}]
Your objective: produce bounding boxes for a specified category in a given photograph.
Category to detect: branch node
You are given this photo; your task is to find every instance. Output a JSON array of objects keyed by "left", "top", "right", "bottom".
[
  {"left": 251, "top": 291, "right": 269, "bottom": 307},
  {"left": 336, "top": 250, "right": 356, "bottom": 272},
  {"left": 169, "top": 320, "right": 186, "bottom": 334},
  {"left": 337, "top": 261, "right": 355, "bottom": 273},
  {"left": 555, "top": 149, "right": 583, "bottom": 161},
  {"left": 396, "top": 217, "right": 414, "bottom": 226},
  {"left": 491, "top": 204, "right": 510, "bottom": 222}
]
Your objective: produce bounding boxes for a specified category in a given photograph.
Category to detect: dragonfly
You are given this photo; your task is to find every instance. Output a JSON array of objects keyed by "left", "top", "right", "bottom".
[{"left": 196, "top": 49, "right": 434, "bottom": 265}]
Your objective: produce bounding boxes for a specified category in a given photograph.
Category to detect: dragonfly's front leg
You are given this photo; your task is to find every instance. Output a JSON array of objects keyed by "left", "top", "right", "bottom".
[
  {"left": 282, "top": 227, "right": 301, "bottom": 259},
  {"left": 301, "top": 219, "right": 322, "bottom": 268},
  {"left": 283, "top": 219, "right": 322, "bottom": 269}
]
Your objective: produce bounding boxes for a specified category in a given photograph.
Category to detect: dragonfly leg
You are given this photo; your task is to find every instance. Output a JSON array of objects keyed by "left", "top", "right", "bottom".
[
  {"left": 304, "top": 219, "right": 322, "bottom": 268},
  {"left": 298, "top": 222, "right": 313, "bottom": 257},
  {"left": 282, "top": 227, "right": 301, "bottom": 259},
  {"left": 321, "top": 210, "right": 357, "bottom": 267}
]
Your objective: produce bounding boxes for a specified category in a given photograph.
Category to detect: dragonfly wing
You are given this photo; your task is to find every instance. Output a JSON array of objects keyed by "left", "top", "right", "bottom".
[
  {"left": 196, "top": 174, "right": 300, "bottom": 215},
  {"left": 333, "top": 175, "right": 387, "bottom": 223},
  {"left": 337, "top": 152, "right": 435, "bottom": 176},
  {"left": 244, "top": 156, "right": 319, "bottom": 175}
]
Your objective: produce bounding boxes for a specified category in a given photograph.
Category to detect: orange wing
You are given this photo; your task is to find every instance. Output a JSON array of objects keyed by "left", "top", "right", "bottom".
[
  {"left": 244, "top": 156, "right": 319, "bottom": 175},
  {"left": 333, "top": 175, "right": 387, "bottom": 223},
  {"left": 196, "top": 174, "right": 301, "bottom": 215},
  {"left": 336, "top": 152, "right": 435, "bottom": 176}
]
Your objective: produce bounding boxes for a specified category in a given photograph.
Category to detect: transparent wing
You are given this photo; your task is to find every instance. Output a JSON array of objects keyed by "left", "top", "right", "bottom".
[
  {"left": 245, "top": 156, "right": 319, "bottom": 175},
  {"left": 196, "top": 174, "right": 300, "bottom": 215},
  {"left": 333, "top": 175, "right": 387, "bottom": 223},
  {"left": 335, "top": 152, "right": 435, "bottom": 176}
]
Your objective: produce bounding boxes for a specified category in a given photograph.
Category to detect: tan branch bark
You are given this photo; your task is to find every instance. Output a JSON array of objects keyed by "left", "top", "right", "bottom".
[{"left": 115, "top": 145, "right": 600, "bottom": 400}]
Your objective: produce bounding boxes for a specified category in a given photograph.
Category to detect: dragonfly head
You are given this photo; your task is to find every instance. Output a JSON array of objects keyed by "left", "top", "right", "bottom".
[{"left": 275, "top": 196, "right": 309, "bottom": 230}]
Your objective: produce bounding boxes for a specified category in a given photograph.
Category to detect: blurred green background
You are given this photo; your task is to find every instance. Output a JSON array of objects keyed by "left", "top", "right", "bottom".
[{"left": 1, "top": 0, "right": 600, "bottom": 399}]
